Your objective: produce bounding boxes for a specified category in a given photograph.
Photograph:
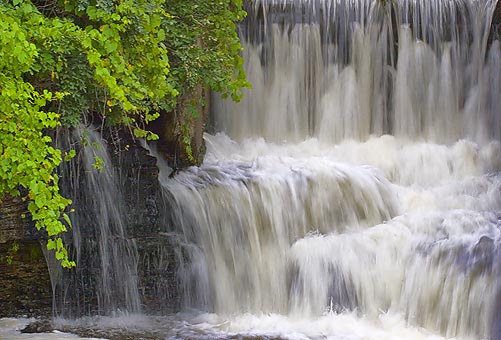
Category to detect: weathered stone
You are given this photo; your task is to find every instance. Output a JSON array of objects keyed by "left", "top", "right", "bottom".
[
  {"left": 492, "top": 1, "right": 501, "bottom": 41},
  {"left": 21, "top": 319, "right": 53, "bottom": 333},
  {"left": 0, "top": 240, "right": 52, "bottom": 318},
  {"left": 0, "top": 194, "right": 51, "bottom": 318},
  {"left": 148, "top": 87, "right": 209, "bottom": 168},
  {"left": 109, "top": 132, "right": 180, "bottom": 313},
  {"left": 0, "top": 196, "right": 27, "bottom": 244},
  {"left": 136, "top": 237, "right": 179, "bottom": 313}
]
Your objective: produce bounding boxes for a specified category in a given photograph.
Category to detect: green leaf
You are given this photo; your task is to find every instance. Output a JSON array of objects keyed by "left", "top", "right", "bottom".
[
  {"left": 64, "top": 149, "right": 76, "bottom": 162},
  {"left": 47, "top": 239, "right": 56, "bottom": 250},
  {"left": 63, "top": 213, "right": 72, "bottom": 227}
]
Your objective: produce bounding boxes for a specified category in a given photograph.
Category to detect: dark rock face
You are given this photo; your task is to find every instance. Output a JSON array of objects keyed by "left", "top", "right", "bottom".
[
  {"left": 136, "top": 238, "right": 179, "bottom": 314},
  {"left": 111, "top": 133, "right": 180, "bottom": 314},
  {"left": 0, "top": 196, "right": 28, "bottom": 244},
  {"left": 492, "top": 1, "right": 501, "bottom": 41},
  {"left": 21, "top": 319, "right": 53, "bottom": 333},
  {"left": 0, "top": 195, "right": 52, "bottom": 318},
  {"left": 148, "top": 87, "right": 209, "bottom": 168},
  {"left": 0, "top": 240, "right": 52, "bottom": 318}
]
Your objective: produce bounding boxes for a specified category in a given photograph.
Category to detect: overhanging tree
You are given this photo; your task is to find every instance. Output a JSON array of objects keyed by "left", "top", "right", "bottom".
[{"left": 0, "top": 0, "right": 249, "bottom": 267}]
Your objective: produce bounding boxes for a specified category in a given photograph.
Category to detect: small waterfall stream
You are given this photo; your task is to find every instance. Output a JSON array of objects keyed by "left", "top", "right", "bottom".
[{"left": 51, "top": 127, "right": 141, "bottom": 317}]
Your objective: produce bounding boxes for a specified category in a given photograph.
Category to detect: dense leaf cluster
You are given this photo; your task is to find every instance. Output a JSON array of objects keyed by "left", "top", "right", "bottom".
[{"left": 0, "top": 0, "right": 249, "bottom": 267}]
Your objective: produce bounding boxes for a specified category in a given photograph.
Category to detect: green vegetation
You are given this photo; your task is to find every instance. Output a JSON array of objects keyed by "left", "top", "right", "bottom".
[
  {"left": 2, "top": 241, "right": 19, "bottom": 265},
  {"left": 0, "top": 0, "right": 249, "bottom": 267}
]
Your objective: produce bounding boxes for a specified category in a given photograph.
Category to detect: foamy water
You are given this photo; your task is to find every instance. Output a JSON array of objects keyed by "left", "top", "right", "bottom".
[
  {"left": 161, "top": 133, "right": 501, "bottom": 339},
  {"left": 3, "top": 312, "right": 474, "bottom": 340},
  {"left": 3, "top": 133, "right": 498, "bottom": 338}
]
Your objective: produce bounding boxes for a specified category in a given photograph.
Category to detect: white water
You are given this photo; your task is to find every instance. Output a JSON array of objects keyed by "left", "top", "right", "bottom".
[
  {"left": 215, "top": 0, "right": 500, "bottom": 144},
  {"left": 162, "top": 134, "right": 500, "bottom": 339},
  {"left": 3, "top": 313, "right": 466, "bottom": 340},
  {"left": 8, "top": 140, "right": 498, "bottom": 336}
]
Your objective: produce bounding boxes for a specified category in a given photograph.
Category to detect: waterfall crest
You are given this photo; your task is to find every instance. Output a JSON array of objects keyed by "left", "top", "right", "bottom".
[{"left": 214, "top": 0, "right": 500, "bottom": 144}]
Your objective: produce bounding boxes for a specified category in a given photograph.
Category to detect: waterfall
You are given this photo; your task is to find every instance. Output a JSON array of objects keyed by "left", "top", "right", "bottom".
[
  {"left": 213, "top": 0, "right": 500, "bottom": 143},
  {"left": 49, "top": 126, "right": 141, "bottom": 317},
  {"left": 161, "top": 0, "right": 501, "bottom": 339}
]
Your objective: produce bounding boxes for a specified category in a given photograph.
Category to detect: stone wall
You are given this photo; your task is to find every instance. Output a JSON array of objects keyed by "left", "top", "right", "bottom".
[
  {"left": 112, "top": 133, "right": 180, "bottom": 314},
  {"left": 0, "top": 196, "right": 27, "bottom": 244},
  {"left": 0, "top": 197, "right": 52, "bottom": 318},
  {"left": 0, "top": 241, "right": 52, "bottom": 318}
]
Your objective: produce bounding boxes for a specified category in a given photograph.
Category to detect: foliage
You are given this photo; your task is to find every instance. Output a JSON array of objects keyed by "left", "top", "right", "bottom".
[
  {"left": 164, "top": 0, "right": 248, "bottom": 101},
  {"left": 164, "top": 0, "right": 249, "bottom": 161},
  {"left": 0, "top": 3, "right": 73, "bottom": 266},
  {"left": 0, "top": 0, "right": 249, "bottom": 267}
]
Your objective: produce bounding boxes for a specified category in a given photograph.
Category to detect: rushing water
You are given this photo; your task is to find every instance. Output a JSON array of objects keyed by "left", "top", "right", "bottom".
[
  {"left": 163, "top": 0, "right": 501, "bottom": 339},
  {"left": 215, "top": 0, "right": 500, "bottom": 144},
  {"left": 5, "top": 0, "right": 500, "bottom": 339},
  {"left": 161, "top": 134, "right": 501, "bottom": 340}
]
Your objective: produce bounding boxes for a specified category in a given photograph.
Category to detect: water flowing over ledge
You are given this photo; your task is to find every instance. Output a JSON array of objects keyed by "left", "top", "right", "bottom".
[
  {"left": 215, "top": 0, "right": 500, "bottom": 144},
  {"left": 162, "top": 133, "right": 501, "bottom": 339}
]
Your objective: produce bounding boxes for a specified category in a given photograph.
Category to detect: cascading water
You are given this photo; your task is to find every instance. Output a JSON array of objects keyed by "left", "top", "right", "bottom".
[
  {"left": 160, "top": 0, "right": 501, "bottom": 339},
  {"left": 214, "top": 0, "right": 500, "bottom": 144},
  {"left": 49, "top": 126, "right": 141, "bottom": 317}
]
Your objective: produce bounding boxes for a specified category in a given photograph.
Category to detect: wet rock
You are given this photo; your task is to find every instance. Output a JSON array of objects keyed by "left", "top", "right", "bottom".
[
  {"left": 58, "top": 326, "right": 162, "bottom": 340},
  {"left": 0, "top": 241, "right": 52, "bottom": 318},
  {"left": 21, "top": 319, "right": 53, "bottom": 333},
  {"left": 0, "top": 196, "right": 27, "bottom": 243},
  {"left": 109, "top": 132, "right": 180, "bottom": 313}
]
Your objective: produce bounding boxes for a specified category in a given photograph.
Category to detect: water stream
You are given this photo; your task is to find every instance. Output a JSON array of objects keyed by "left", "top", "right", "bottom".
[{"left": 51, "top": 127, "right": 141, "bottom": 317}]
